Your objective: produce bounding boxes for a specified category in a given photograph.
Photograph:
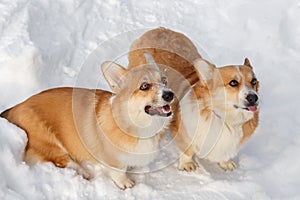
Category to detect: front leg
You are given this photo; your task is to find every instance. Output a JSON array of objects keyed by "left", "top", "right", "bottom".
[
  {"left": 218, "top": 160, "right": 237, "bottom": 171},
  {"left": 171, "top": 106, "right": 197, "bottom": 171},
  {"left": 109, "top": 168, "right": 135, "bottom": 190},
  {"left": 179, "top": 153, "right": 198, "bottom": 171}
]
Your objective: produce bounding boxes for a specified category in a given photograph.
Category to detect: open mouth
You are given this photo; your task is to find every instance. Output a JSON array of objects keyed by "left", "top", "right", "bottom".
[
  {"left": 234, "top": 105, "right": 257, "bottom": 112},
  {"left": 145, "top": 104, "right": 172, "bottom": 117},
  {"left": 234, "top": 104, "right": 258, "bottom": 112},
  {"left": 243, "top": 105, "right": 258, "bottom": 112}
]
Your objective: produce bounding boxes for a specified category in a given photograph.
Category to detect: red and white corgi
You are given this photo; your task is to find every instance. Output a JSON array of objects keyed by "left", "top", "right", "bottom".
[
  {"left": 0, "top": 54, "right": 174, "bottom": 189},
  {"left": 128, "top": 27, "right": 259, "bottom": 171}
]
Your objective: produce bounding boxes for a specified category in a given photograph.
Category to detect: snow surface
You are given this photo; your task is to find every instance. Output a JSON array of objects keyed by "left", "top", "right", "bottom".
[{"left": 1, "top": 0, "right": 300, "bottom": 199}]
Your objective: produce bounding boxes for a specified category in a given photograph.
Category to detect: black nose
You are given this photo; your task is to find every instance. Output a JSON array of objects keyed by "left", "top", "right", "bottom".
[
  {"left": 162, "top": 90, "right": 174, "bottom": 102},
  {"left": 246, "top": 93, "right": 258, "bottom": 104}
]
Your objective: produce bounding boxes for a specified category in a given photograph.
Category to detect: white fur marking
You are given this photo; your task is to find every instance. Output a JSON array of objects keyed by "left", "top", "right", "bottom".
[
  {"left": 119, "top": 135, "right": 160, "bottom": 167},
  {"left": 144, "top": 52, "right": 160, "bottom": 71},
  {"left": 181, "top": 87, "right": 246, "bottom": 163}
]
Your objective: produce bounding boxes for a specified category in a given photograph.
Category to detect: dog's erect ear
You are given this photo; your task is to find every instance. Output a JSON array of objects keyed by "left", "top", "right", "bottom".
[
  {"left": 101, "top": 61, "right": 127, "bottom": 92},
  {"left": 244, "top": 58, "right": 252, "bottom": 68},
  {"left": 193, "top": 58, "right": 216, "bottom": 83}
]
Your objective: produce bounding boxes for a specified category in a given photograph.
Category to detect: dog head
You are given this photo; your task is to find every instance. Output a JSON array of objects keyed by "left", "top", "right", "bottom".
[
  {"left": 101, "top": 54, "right": 174, "bottom": 137},
  {"left": 193, "top": 58, "right": 259, "bottom": 124}
]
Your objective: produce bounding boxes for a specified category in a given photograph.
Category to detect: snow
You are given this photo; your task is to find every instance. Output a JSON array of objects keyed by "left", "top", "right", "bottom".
[{"left": 1, "top": 0, "right": 300, "bottom": 199}]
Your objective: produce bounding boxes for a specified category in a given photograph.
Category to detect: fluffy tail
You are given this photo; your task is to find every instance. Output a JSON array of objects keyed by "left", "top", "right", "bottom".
[{"left": 0, "top": 108, "right": 11, "bottom": 119}]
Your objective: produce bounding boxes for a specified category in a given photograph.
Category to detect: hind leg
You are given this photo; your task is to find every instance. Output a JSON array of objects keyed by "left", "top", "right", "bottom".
[
  {"left": 24, "top": 138, "right": 71, "bottom": 167},
  {"left": 24, "top": 146, "right": 46, "bottom": 166},
  {"left": 25, "top": 144, "right": 92, "bottom": 179}
]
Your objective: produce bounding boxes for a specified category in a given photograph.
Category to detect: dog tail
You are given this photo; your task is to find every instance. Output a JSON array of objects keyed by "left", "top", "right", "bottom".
[
  {"left": 143, "top": 51, "right": 160, "bottom": 71},
  {"left": 0, "top": 108, "right": 11, "bottom": 119}
]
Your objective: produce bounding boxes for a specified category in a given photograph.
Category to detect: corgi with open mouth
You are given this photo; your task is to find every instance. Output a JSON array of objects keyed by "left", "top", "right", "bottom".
[
  {"left": 0, "top": 53, "right": 174, "bottom": 189},
  {"left": 128, "top": 27, "right": 259, "bottom": 172}
]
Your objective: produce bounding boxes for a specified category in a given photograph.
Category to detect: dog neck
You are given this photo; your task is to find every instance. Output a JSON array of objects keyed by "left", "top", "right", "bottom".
[{"left": 211, "top": 106, "right": 254, "bottom": 129}]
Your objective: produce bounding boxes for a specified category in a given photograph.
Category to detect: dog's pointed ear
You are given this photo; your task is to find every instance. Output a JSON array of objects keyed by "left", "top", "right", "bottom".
[
  {"left": 193, "top": 58, "right": 216, "bottom": 83},
  {"left": 101, "top": 61, "right": 127, "bottom": 92},
  {"left": 244, "top": 57, "right": 252, "bottom": 68}
]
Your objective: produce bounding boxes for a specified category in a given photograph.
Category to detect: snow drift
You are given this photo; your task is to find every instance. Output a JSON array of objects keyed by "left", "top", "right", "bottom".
[{"left": 0, "top": 0, "right": 300, "bottom": 199}]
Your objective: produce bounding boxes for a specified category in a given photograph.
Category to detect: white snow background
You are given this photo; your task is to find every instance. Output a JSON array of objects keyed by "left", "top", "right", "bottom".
[{"left": 0, "top": 0, "right": 300, "bottom": 199}]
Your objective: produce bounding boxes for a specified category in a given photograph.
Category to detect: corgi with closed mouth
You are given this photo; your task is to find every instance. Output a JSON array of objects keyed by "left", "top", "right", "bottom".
[
  {"left": 0, "top": 53, "right": 174, "bottom": 189},
  {"left": 128, "top": 27, "right": 259, "bottom": 171}
]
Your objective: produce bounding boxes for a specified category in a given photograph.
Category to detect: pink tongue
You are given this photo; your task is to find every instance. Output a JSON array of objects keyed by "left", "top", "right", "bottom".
[{"left": 248, "top": 106, "right": 257, "bottom": 112}]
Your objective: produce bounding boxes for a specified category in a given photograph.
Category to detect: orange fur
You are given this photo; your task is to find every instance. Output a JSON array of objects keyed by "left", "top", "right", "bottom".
[
  {"left": 128, "top": 27, "right": 259, "bottom": 171},
  {"left": 241, "top": 111, "right": 259, "bottom": 145},
  {"left": 129, "top": 27, "right": 201, "bottom": 100},
  {"left": 1, "top": 62, "right": 174, "bottom": 189},
  {"left": 128, "top": 28, "right": 203, "bottom": 168}
]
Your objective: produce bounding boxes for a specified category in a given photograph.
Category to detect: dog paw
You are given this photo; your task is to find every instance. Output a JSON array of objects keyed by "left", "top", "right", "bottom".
[
  {"left": 114, "top": 178, "right": 135, "bottom": 190},
  {"left": 218, "top": 160, "right": 237, "bottom": 171},
  {"left": 179, "top": 161, "right": 198, "bottom": 171},
  {"left": 110, "top": 170, "right": 135, "bottom": 189},
  {"left": 179, "top": 154, "right": 198, "bottom": 172}
]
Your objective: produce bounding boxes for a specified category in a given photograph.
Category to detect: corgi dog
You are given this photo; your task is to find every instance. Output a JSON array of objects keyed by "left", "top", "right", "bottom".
[
  {"left": 0, "top": 54, "right": 174, "bottom": 189},
  {"left": 128, "top": 27, "right": 259, "bottom": 171}
]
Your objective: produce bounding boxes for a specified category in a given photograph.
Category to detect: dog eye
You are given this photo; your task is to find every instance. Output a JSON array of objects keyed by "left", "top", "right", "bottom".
[
  {"left": 251, "top": 78, "right": 257, "bottom": 86},
  {"left": 161, "top": 77, "right": 167, "bottom": 85},
  {"left": 229, "top": 80, "right": 239, "bottom": 87},
  {"left": 140, "top": 82, "right": 150, "bottom": 90}
]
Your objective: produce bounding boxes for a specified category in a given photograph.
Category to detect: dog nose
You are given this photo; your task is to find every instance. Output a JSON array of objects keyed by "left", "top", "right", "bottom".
[
  {"left": 246, "top": 93, "right": 258, "bottom": 104},
  {"left": 162, "top": 90, "right": 174, "bottom": 102}
]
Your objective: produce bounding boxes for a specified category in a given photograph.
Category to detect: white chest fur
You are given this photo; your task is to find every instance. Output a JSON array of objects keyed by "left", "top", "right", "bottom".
[
  {"left": 203, "top": 121, "right": 243, "bottom": 162},
  {"left": 118, "top": 135, "right": 160, "bottom": 167},
  {"left": 181, "top": 92, "right": 244, "bottom": 163}
]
